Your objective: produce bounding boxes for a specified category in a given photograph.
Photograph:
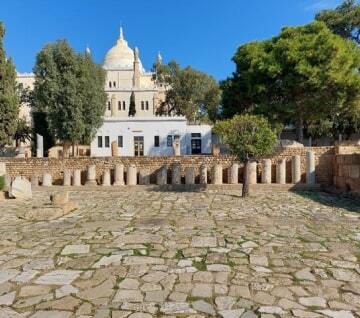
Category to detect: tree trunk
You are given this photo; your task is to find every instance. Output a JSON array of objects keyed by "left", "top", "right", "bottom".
[
  {"left": 63, "top": 141, "right": 71, "bottom": 158},
  {"left": 296, "top": 117, "right": 304, "bottom": 144},
  {"left": 242, "top": 158, "right": 250, "bottom": 198}
]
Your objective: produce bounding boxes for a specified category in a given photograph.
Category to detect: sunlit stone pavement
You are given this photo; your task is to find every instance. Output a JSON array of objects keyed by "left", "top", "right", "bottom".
[{"left": 0, "top": 188, "right": 360, "bottom": 318}]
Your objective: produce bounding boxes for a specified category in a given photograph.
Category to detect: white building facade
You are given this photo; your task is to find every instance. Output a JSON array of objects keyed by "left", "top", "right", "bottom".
[
  {"left": 16, "top": 28, "right": 212, "bottom": 157},
  {"left": 90, "top": 28, "right": 212, "bottom": 157}
]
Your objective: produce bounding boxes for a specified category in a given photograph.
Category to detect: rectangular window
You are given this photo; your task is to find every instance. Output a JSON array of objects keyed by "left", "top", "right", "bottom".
[
  {"left": 109, "top": 81, "right": 112, "bottom": 88},
  {"left": 145, "top": 101, "right": 149, "bottom": 110},
  {"left": 154, "top": 136, "right": 160, "bottom": 147},
  {"left": 118, "top": 101, "right": 121, "bottom": 110},
  {"left": 98, "top": 136, "right": 103, "bottom": 148},
  {"left": 122, "top": 101, "right": 126, "bottom": 110},
  {"left": 105, "top": 136, "right": 110, "bottom": 148},
  {"left": 191, "top": 133, "right": 201, "bottom": 138},
  {"left": 107, "top": 101, "right": 111, "bottom": 111},
  {"left": 167, "top": 135, "right": 172, "bottom": 147},
  {"left": 141, "top": 101, "right": 144, "bottom": 110},
  {"left": 174, "top": 135, "right": 180, "bottom": 140},
  {"left": 118, "top": 136, "right": 123, "bottom": 147}
]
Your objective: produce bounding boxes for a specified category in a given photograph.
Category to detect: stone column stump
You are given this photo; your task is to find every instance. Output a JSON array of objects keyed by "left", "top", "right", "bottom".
[
  {"left": 85, "top": 165, "right": 97, "bottom": 186},
  {"left": 276, "top": 159, "right": 286, "bottom": 184},
  {"left": 31, "top": 175, "right": 39, "bottom": 188},
  {"left": 200, "top": 164, "right": 208, "bottom": 185},
  {"left": 157, "top": 165, "right": 168, "bottom": 185},
  {"left": 306, "top": 151, "right": 316, "bottom": 184},
  {"left": 42, "top": 173, "right": 52, "bottom": 187},
  {"left": 211, "top": 164, "right": 223, "bottom": 185},
  {"left": 228, "top": 163, "right": 239, "bottom": 184},
  {"left": 139, "top": 168, "right": 150, "bottom": 185},
  {"left": 185, "top": 167, "right": 195, "bottom": 185},
  {"left": 102, "top": 169, "right": 111, "bottom": 186},
  {"left": 63, "top": 170, "right": 72, "bottom": 186},
  {"left": 113, "top": 164, "right": 125, "bottom": 186},
  {"left": 127, "top": 165, "right": 137, "bottom": 185},
  {"left": 172, "top": 163, "right": 181, "bottom": 185},
  {"left": 261, "top": 159, "right": 272, "bottom": 184},
  {"left": 292, "top": 155, "right": 301, "bottom": 184},
  {"left": 247, "top": 161, "right": 257, "bottom": 184},
  {"left": 73, "top": 170, "right": 82, "bottom": 186}
]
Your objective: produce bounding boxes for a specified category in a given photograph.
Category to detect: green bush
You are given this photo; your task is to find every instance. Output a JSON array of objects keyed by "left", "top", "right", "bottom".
[{"left": 0, "top": 176, "right": 4, "bottom": 191}]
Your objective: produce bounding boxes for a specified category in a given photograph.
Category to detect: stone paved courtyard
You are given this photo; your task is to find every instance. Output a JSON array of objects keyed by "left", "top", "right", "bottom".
[{"left": 0, "top": 188, "right": 360, "bottom": 318}]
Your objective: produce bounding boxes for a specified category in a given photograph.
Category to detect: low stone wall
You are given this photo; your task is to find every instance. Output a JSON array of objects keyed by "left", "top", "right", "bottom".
[
  {"left": 334, "top": 154, "right": 360, "bottom": 193},
  {"left": 0, "top": 146, "right": 335, "bottom": 186}
]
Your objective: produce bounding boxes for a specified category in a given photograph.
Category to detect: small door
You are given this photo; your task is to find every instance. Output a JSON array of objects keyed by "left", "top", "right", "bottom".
[
  {"left": 134, "top": 136, "right": 144, "bottom": 156},
  {"left": 191, "top": 139, "right": 201, "bottom": 154}
]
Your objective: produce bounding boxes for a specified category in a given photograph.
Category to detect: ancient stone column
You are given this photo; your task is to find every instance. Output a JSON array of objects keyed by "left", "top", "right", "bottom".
[
  {"left": 306, "top": 151, "right": 316, "bottom": 184},
  {"left": 111, "top": 141, "right": 119, "bottom": 157},
  {"left": 63, "top": 170, "right": 72, "bottom": 186},
  {"left": 247, "top": 161, "right": 257, "bottom": 184},
  {"left": 0, "top": 162, "right": 6, "bottom": 176},
  {"left": 173, "top": 140, "right": 181, "bottom": 156},
  {"left": 276, "top": 159, "right": 286, "bottom": 184},
  {"left": 261, "top": 159, "right": 272, "bottom": 184},
  {"left": 113, "top": 164, "right": 125, "bottom": 186},
  {"left": 156, "top": 165, "right": 167, "bottom": 185},
  {"left": 36, "top": 134, "right": 44, "bottom": 158},
  {"left": 212, "top": 144, "right": 220, "bottom": 156},
  {"left": 31, "top": 174, "right": 39, "bottom": 188},
  {"left": 292, "top": 155, "right": 301, "bottom": 184},
  {"left": 42, "top": 173, "right": 52, "bottom": 187},
  {"left": 127, "top": 165, "right": 137, "bottom": 185},
  {"left": 228, "top": 163, "right": 239, "bottom": 184},
  {"left": 73, "top": 169, "right": 81, "bottom": 186},
  {"left": 200, "top": 164, "right": 207, "bottom": 185},
  {"left": 85, "top": 165, "right": 97, "bottom": 186},
  {"left": 185, "top": 167, "right": 195, "bottom": 185},
  {"left": 172, "top": 163, "right": 181, "bottom": 185},
  {"left": 139, "top": 168, "right": 150, "bottom": 185},
  {"left": 102, "top": 169, "right": 111, "bottom": 186},
  {"left": 211, "top": 164, "right": 223, "bottom": 185}
]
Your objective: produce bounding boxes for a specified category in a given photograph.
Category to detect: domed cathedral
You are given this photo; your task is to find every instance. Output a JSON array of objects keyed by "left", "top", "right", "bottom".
[{"left": 102, "top": 27, "right": 165, "bottom": 118}]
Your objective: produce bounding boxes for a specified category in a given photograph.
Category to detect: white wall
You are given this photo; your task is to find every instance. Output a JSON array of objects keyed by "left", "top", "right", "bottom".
[{"left": 90, "top": 118, "right": 212, "bottom": 157}]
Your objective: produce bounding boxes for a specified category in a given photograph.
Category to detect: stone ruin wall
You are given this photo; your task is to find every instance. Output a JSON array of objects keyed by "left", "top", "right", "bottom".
[
  {"left": 334, "top": 154, "right": 360, "bottom": 193},
  {"left": 0, "top": 146, "right": 335, "bottom": 186}
]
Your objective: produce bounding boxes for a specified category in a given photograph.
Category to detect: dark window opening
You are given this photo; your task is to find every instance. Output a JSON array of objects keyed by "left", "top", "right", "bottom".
[
  {"left": 118, "top": 136, "right": 123, "bottom": 147},
  {"left": 146, "top": 101, "right": 149, "bottom": 110},
  {"left": 98, "top": 136, "right": 103, "bottom": 148},
  {"left": 154, "top": 136, "right": 160, "bottom": 147},
  {"left": 105, "top": 136, "right": 110, "bottom": 148},
  {"left": 167, "top": 135, "right": 172, "bottom": 147},
  {"left": 122, "top": 101, "right": 126, "bottom": 110}
]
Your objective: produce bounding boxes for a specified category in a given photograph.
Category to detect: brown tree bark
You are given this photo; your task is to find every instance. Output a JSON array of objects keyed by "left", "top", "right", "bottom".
[{"left": 296, "top": 117, "right": 304, "bottom": 143}]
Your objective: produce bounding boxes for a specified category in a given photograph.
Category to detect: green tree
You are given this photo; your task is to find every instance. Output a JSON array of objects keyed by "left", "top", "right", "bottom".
[
  {"left": 316, "top": 0, "right": 360, "bottom": 44},
  {"left": 214, "top": 114, "right": 278, "bottom": 197},
  {"left": 221, "top": 22, "right": 360, "bottom": 142},
  {"left": 154, "top": 60, "right": 221, "bottom": 123},
  {"left": 0, "top": 22, "right": 19, "bottom": 149},
  {"left": 14, "top": 118, "right": 32, "bottom": 147},
  {"left": 32, "top": 40, "right": 106, "bottom": 156},
  {"left": 129, "top": 91, "right": 136, "bottom": 116}
]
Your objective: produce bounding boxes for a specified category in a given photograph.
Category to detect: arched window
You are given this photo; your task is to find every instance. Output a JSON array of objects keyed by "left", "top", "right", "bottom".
[
  {"left": 141, "top": 101, "right": 144, "bottom": 110},
  {"left": 122, "top": 101, "right": 126, "bottom": 110},
  {"left": 107, "top": 101, "right": 111, "bottom": 110},
  {"left": 109, "top": 81, "right": 112, "bottom": 88},
  {"left": 118, "top": 101, "right": 121, "bottom": 110},
  {"left": 145, "top": 101, "right": 149, "bottom": 110},
  {"left": 113, "top": 81, "right": 116, "bottom": 88}
]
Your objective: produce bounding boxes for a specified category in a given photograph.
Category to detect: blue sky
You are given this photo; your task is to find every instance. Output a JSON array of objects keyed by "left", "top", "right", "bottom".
[{"left": 2, "top": 0, "right": 342, "bottom": 80}]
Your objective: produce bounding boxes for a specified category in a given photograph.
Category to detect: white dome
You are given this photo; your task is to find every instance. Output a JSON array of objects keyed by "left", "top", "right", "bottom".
[{"left": 103, "top": 28, "right": 136, "bottom": 70}]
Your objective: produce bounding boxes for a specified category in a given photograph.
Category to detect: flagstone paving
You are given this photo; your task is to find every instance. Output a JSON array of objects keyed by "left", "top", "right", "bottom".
[{"left": 0, "top": 188, "right": 360, "bottom": 317}]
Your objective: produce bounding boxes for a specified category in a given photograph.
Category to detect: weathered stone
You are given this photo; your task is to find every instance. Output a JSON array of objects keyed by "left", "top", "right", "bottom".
[
  {"left": 42, "top": 173, "right": 52, "bottom": 187},
  {"left": 211, "top": 164, "right": 223, "bottom": 184},
  {"left": 127, "top": 165, "right": 137, "bottom": 185},
  {"left": 299, "top": 297, "right": 327, "bottom": 308},
  {"left": 139, "top": 168, "right": 150, "bottom": 185},
  {"left": 306, "top": 151, "right": 316, "bottom": 184},
  {"left": 276, "top": 159, "right": 286, "bottom": 184},
  {"left": 111, "top": 140, "right": 119, "bottom": 157},
  {"left": 102, "top": 169, "right": 111, "bottom": 186},
  {"left": 228, "top": 163, "right": 239, "bottom": 184},
  {"left": 171, "top": 163, "right": 181, "bottom": 185},
  {"left": 292, "top": 155, "right": 301, "bottom": 183},
  {"left": 261, "top": 159, "right": 272, "bottom": 184},
  {"left": 63, "top": 170, "right": 71, "bottom": 186},
  {"left": 36, "top": 134, "right": 44, "bottom": 158},
  {"left": 113, "top": 289, "right": 143, "bottom": 303},
  {"left": 61, "top": 244, "right": 90, "bottom": 255},
  {"left": 85, "top": 165, "right": 97, "bottom": 185},
  {"left": 173, "top": 139, "right": 181, "bottom": 156},
  {"left": 10, "top": 177, "right": 32, "bottom": 199},
  {"left": 185, "top": 167, "right": 195, "bottom": 185},
  {"left": 295, "top": 268, "right": 316, "bottom": 282},
  {"left": 73, "top": 169, "right": 81, "bottom": 186},
  {"left": 160, "top": 302, "right": 196, "bottom": 315},
  {"left": 50, "top": 192, "right": 69, "bottom": 206},
  {"left": 114, "top": 164, "right": 125, "bottom": 186},
  {"left": 156, "top": 165, "right": 167, "bottom": 185},
  {"left": 192, "top": 300, "right": 216, "bottom": 316},
  {"left": 191, "top": 236, "right": 217, "bottom": 247},
  {"left": 247, "top": 161, "right": 257, "bottom": 184},
  {"left": 31, "top": 174, "right": 39, "bottom": 188},
  {"left": 35, "top": 270, "right": 81, "bottom": 285},
  {"left": 200, "top": 163, "right": 208, "bottom": 184}
]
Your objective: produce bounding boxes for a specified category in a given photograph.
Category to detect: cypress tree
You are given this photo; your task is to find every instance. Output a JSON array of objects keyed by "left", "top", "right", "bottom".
[
  {"left": 129, "top": 91, "right": 136, "bottom": 116},
  {"left": 0, "top": 22, "right": 19, "bottom": 149}
]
